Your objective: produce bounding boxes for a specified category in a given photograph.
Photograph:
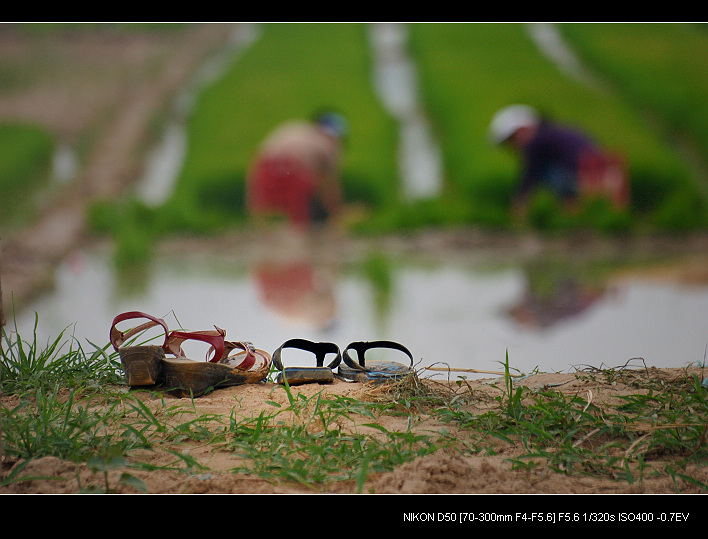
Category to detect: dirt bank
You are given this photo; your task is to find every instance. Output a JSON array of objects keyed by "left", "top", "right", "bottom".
[{"left": 2, "top": 365, "right": 706, "bottom": 494}]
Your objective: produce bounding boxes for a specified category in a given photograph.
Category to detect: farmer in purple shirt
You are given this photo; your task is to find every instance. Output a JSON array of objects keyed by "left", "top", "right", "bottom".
[{"left": 490, "top": 104, "right": 603, "bottom": 207}]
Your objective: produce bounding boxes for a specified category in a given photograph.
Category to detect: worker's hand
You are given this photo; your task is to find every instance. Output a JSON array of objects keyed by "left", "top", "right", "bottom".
[{"left": 510, "top": 197, "right": 528, "bottom": 221}]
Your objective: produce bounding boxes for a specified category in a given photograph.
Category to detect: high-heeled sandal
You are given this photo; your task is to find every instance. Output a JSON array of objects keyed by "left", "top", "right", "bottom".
[{"left": 110, "top": 311, "right": 271, "bottom": 396}]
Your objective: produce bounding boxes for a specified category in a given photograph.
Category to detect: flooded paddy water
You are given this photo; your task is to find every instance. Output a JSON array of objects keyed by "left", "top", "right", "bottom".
[{"left": 14, "top": 231, "right": 708, "bottom": 378}]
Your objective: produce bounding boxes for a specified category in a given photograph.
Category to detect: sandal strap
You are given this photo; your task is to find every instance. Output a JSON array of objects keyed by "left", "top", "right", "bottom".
[
  {"left": 343, "top": 341, "right": 413, "bottom": 371},
  {"left": 110, "top": 311, "right": 256, "bottom": 367},
  {"left": 220, "top": 340, "right": 259, "bottom": 370},
  {"left": 164, "top": 327, "right": 226, "bottom": 363},
  {"left": 110, "top": 311, "right": 169, "bottom": 351},
  {"left": 273, "top": 338, "right": 341, "bottom": 370}
]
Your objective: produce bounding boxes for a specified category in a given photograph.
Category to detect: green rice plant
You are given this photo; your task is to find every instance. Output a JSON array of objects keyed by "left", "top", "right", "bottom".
[
  {"left": 87, "top": 198, "right": 158, "bottom": 272},
  {"left": 562, "top": 24, "right": 708, "bottom": 173},
  {"left": 560, "top": 23, "right": 708, "bottom": 228},
  {"left": 162, "top": 22, "right": 399, "bottom": 233},
  {"left": 408, "top": 23, "right": 703, "bottom": 229},
  {"left": 0, "top": 123, "right": 54, "bottom": 230}
]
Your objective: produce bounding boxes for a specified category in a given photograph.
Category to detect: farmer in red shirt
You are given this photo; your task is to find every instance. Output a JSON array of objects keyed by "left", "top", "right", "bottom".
[{"left": 247, "top": 112, "right": 347, "bottom": 228}]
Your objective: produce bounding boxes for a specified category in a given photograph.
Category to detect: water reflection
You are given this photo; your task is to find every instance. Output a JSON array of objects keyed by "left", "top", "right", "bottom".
[
  {"left": 508, "top": 277, "right": 606, "bottom": 329},
  {"left": 507, "top": 261, "right": 609, "bottom": 329},
  {"left": 252, "top": 256, "right": 338, "bottom": 332},
  {"left": 14, "top": 238, "right": 708, "bottom": 378}
]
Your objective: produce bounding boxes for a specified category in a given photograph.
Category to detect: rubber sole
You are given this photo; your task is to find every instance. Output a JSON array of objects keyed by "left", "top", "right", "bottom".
[
  {"left": 161, "top": 357, "right": 262, "bottom": 397},
  {"left": 338, "top": 360, "right": 412, "bottom": 383},
  {"left": 275, "top": 366, "right": 334, "bottom": 385}
]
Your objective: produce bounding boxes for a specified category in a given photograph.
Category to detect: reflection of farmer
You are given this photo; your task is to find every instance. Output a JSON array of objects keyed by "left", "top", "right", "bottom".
[
  {"left": 490, "top": 104, "right": 629, "bottom": 209},
  {"left": 246, "top": 112, "right": 347, "bottom": 227},
  {"left": 253, "top": 260, "right": 337, "bottom": 331},
  {"left": 508, "top": 275, "right": 605, "bottom": 329}
]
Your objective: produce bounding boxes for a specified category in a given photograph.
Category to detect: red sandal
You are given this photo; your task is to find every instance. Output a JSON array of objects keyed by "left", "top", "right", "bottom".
[
  {"left": 161, "top": 339, "right": 271, "bottom": 397},
  {"left": 110, "top": 311, "right": 271, "bottom": 396},
  {"left": 110, "top": 311, "right": 171, "bottom": 387},
  {"left": 110, "top": 311, "right": 170, "bottom": 351}
]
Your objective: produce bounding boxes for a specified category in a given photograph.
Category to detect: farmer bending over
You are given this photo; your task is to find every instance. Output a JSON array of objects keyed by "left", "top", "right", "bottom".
[
  {"left": 247, "top": 111, "right": 347, "bottom": 228},
  {"left": 489, "top": 104, "right": 629, "bottom": 211}
]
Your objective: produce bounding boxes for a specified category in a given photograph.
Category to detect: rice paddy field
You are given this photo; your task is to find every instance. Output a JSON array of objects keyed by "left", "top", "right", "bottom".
[
  {"left": 4, "top": 23, "right": 708, "bottom": 240},
  {"left": 170, "top": 23, "right": 708, "bottom": 232}
]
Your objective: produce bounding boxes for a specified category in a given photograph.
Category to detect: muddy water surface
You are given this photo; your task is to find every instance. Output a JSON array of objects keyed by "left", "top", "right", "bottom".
[{"left": 14, "top": 234, "right": 708, "bottom": 378}]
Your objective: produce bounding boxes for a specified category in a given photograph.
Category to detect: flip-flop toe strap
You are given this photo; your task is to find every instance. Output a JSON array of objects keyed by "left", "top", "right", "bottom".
[
  {"left": 343, "top": 340, "right": 414, "bottom": 371},
  {"left": 273, "top": 338, "right": 342, "bottom": 370}
]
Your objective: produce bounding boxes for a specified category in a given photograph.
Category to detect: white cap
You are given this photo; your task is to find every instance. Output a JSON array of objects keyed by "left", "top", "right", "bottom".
[{"left": 489, "top": 104, "right": 540, "bottom": 144}]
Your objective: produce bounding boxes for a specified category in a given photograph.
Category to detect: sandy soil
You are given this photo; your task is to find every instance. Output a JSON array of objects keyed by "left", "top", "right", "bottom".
[{"left": 1, "top": 365, "right": 706, "bottom": 495}]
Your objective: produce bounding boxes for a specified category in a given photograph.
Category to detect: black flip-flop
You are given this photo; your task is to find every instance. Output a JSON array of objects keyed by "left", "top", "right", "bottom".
[
  {"left": 272, "top": 338, "right": 342, "bottom": 385},
  {"left": 338, "top": 340, "right": 414, "bottom": 383}
]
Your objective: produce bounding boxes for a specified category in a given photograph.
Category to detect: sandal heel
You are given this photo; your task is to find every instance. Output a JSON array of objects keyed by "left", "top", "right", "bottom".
[
  {"left": 110, "top": 311, "right": 270, "bottom": 397},
  {"left": 119, "top": 345, "right": 165, "bottom": 386}
]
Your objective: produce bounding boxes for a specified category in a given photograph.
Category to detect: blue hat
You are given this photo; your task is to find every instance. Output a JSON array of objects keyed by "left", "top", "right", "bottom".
[{"left": 316, "top": 112, "right": 348, "bottom": 139}]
